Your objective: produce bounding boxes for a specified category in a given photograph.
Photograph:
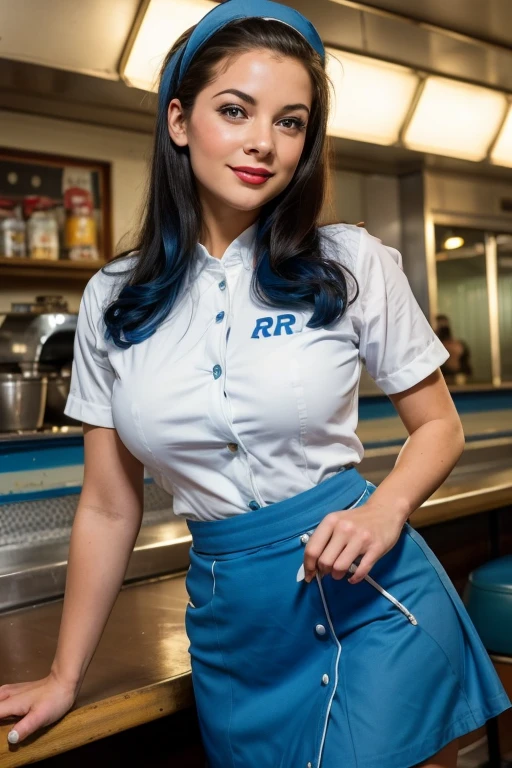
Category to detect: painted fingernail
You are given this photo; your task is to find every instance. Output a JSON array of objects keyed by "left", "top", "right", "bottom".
[
  {"left": 8, "top": 730, "right": 19, "bottom": 744},
  {"left": 296, "top": 564, "right": 305, "bottom": 581}
]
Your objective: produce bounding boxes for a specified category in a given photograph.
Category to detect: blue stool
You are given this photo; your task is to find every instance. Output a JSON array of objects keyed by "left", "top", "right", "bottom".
[{"left": 464, "top": 555, "right": 512, "bottom": 768}]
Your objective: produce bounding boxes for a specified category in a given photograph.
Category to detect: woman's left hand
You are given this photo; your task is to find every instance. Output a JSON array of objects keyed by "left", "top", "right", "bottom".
[{"left": 303, "top": 501, "right": 404, "bottom": 584}]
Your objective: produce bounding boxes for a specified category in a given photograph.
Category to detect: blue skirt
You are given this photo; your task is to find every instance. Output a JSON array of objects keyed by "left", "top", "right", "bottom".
[{"left": 185, "top": 467, "right": 511, "bottom": 768}]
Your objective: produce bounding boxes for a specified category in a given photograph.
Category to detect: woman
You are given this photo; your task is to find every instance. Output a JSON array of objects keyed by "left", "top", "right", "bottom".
[{"left": 0, "top": 1, "right": 510, "bottom": 765}]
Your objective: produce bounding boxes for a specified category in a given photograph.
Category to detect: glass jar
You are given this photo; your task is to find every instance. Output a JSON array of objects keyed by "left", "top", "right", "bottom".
[
  {"left": 0, "top": 200, "right": 27, "bottom": 258},
  {"left": 27, "top": 206, "right": 59, "bottom": 260},
  {"left": 65, "top": 202, "right": 98, "bottom": 261}
]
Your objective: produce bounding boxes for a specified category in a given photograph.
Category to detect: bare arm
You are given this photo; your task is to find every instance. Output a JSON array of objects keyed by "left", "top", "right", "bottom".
[
  {"left": 369, "top": 369, "right": 465, "bottom": 526},
  {"left": 0, "top": 423, "right": 144, "bottom": 743},
  {"left": 51, "top": 423, "right": 144, "bottom": 692},
  {"left": 302, "top": 369, "right": 464, "bottom": 584}
]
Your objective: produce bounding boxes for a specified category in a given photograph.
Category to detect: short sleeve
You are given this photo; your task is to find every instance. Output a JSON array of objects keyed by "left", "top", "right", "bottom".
[
  {"left": 63, "top": 272, "right": 116, "bottom": 428},
  {"left": 355, "top": 228, "right": 449, "bottom": 395}
]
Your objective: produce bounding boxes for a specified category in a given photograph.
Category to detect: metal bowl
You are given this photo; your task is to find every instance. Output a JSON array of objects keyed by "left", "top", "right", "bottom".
[
  {"left": 44, "top": 371, "right": 73, "bottom": 425},
  {"left": 0, "top": 372, "right": 48, "bottom": 432}
]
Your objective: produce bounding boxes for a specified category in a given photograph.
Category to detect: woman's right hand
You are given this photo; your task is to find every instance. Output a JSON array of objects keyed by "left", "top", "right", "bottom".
[{"left": 0, "top": 671, "right": 78, "bottom": 744}]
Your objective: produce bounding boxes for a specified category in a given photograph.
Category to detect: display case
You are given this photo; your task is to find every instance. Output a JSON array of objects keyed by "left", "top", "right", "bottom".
[{"left": 0, "top": 147, "right": 112, "bottom": 282}]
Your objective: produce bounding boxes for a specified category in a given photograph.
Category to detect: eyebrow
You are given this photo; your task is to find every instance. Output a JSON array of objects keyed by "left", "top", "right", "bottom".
[{"left": 212, "top": 88, "right": 310, "bottom": 115}]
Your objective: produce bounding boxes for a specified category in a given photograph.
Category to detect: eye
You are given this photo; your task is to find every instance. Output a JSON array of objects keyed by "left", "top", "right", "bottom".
[
  {"left": 218, "top": 105, "right": 245, "bottom": 120},
  {"left": 217, "top": 105, "right": 307, "bottom": 131},
  {"left": 279, "top": 117, "right": 307, "bottom": 131}
]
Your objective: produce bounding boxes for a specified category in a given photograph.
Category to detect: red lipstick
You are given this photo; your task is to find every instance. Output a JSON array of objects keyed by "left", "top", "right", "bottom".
[{"left": 229, "top": 166, "right": 274, "bottom": 185}]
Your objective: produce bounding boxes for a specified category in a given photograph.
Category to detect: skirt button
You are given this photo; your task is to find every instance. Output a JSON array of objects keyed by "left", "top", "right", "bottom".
[
  {"left": 315, "top": 624, "right": 326, "bottom": 636},
  {"left": 300, "top": 533, "right": 310, "bottom": 544},
  {"left": 322, "top": 674, "right": 330, "bottom": 685}
]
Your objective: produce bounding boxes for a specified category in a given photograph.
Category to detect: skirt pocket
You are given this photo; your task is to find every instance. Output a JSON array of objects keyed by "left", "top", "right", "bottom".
[
  {"left": 349, "top": 564, "right": 418, "bottom": 626},
  {"left": 343, "top": 480, "right": 418, "bottom": 625},
  {"left": 185, "top": 550, "right": 217, "bottom": 611}
]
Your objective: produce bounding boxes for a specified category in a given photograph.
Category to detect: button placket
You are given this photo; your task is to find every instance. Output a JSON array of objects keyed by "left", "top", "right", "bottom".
[{"left": 214, "top": 266, "right": 266, "bottom": 509}]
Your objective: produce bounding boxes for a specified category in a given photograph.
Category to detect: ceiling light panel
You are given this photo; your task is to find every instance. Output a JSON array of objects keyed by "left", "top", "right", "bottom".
[
  {"left": 325, "top": 48, "right": 419, "bottom": 146},
  {"left": 404, "top": 76, "right": 508, "bottom": 162},
  {"left": 490, "top": 104, "right": 512, "bottom": 169},
  {"left": 122, "top": 0, "right": 218, "bottom": 92}
]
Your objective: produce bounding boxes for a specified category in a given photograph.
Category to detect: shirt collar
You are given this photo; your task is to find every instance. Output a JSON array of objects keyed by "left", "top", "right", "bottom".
[{"left": 195, "top": 221, "right": 259, "bottom": 271}]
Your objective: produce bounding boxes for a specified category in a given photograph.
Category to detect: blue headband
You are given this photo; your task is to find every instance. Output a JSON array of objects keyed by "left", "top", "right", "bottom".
[{"left": 158, "top": 0, "right": 325, "bottom": 110}]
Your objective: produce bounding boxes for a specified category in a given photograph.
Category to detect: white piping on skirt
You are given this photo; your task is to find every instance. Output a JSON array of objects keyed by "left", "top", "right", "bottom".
[
  {"left": 311, "top": 482, "right": 369, "bottom": 767},
  {"left": 347, "top": 564, "right": 418, "bottom": 625},
  {"left": 315, "top": 574, "right": 342, "bottom": 768},
  {"left": 330, "top": 482, "right": 418, "bottom": 626},
  {"left": 311, "top": 481, "right": 418, "bottom": 767}
]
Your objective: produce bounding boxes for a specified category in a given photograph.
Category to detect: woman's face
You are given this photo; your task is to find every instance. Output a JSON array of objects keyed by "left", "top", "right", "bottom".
[{"left": 168, "top": 48, "right": 313, "bottom": 217}]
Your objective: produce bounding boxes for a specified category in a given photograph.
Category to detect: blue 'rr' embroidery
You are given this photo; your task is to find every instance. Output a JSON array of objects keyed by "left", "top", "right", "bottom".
[{"left": 251, "top": 314, "right": 296, "bottom": 338}]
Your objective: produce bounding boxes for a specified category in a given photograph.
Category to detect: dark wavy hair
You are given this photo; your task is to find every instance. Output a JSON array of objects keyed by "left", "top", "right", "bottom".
[{"left": 102, "top": 17, "right": 358, "bottom": 349}]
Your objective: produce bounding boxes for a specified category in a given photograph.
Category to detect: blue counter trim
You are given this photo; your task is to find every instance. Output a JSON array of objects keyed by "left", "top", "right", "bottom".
[
  {"left": 0, "top": 485, "right": 84, "bottom": 506},
  {"left": 363, "top": 429, "right": 512, "bottom": 451},
  {"left": 0, "top": 436, "right": 85, "bottom": 473},
  {"left": 359, "top": 390, "right": 512, "bottom": 420},
  {"left": 0, "top": 476, "right": 154, "bottom": 506}
]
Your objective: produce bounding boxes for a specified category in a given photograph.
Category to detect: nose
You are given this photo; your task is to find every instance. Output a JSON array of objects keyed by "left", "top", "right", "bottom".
[{"left": 244, "top": 118, "right": 275, "bottom": 156}]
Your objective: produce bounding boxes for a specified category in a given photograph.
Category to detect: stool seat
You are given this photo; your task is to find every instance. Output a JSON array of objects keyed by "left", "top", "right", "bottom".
[{"left": 464, "top": 555, "right": 512, "bottom": 656}]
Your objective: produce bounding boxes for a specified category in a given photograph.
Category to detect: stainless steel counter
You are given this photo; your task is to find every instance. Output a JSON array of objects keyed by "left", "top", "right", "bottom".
[{"left": 1, "top": 436, "right": 511, "bottom": 614}]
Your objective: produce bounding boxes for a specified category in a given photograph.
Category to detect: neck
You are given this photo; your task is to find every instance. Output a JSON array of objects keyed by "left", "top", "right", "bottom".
[{"left": 198, "top": 195, "right": 260, "bottom": 259}]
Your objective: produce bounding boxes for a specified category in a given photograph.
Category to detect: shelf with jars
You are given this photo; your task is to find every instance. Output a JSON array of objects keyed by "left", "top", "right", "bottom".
[
  {"left": 0, "top": 254, "right": 107, "bottom": 280},
  {"left": 0, "top": 148, "right": 112, "bottom": 283}
]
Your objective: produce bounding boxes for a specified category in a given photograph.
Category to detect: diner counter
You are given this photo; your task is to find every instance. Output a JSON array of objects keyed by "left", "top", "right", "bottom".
[
  {"left": 1, "top": 456, "right": 512, "bottom": 766},
  {"left": 0, "top": 574, "right": 193, "bottom": 767}
]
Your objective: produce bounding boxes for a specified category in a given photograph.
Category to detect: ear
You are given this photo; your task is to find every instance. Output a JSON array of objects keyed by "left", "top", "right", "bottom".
[{"left": 167, "top": 98, "right": 188, "bottom": 146}]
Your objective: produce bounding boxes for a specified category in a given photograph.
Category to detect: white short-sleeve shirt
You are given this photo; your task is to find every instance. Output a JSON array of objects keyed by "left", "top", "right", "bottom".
[{"left": 64, "top": 222, "right": 449, "bottom": 520}]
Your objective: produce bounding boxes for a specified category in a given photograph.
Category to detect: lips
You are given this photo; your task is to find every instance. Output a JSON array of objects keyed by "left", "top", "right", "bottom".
[
  {"left": 229, "top": 166, "right": 274, "bottom": 186},
  {"left": 230, "top": 166, "right": 274, "bottom": 177}
]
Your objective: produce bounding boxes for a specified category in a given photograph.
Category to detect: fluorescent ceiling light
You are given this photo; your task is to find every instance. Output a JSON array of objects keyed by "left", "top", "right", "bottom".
[
  {"left": 122, "top": 0, "right": 218, "bottom": 92},
  {"left": 404, "top": 77, "right": 507, "bottom": 162},
  {"left": 325, "top": 48, "right": 419, "bottom": 145},
  {"left": 490, "top": 104, "right": 512, "bottom": 168}
]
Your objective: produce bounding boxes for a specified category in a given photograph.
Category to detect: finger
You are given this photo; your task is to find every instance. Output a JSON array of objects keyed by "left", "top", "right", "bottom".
[
  {"left": 6, "top": 710, "right": 45, "bottom": 744},
  {"left": 348, "top": 549, "right": 379, "bottom": 583},
  {"left": 303, "top": 515, "right": 338, "bottom": 579},
  {"left": 315, "top": 518, "right": 361, "bottom": 577},
  {"left": 330, "top": 538, "right": 369, "bottom": 580},
  {"left": 0, "top": 680, "right": 45, "bottom": 706},
  {"left": 1, "top": 680, "right": 46, "bottom": 694},
  {"left": 315, "top": 527, "right": 353, "bottom": 577}
]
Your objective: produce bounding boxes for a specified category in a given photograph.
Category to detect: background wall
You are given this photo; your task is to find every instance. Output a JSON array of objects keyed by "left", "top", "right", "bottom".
[{"left": 0, "top": 109, "right": 152, "bottom": 313}]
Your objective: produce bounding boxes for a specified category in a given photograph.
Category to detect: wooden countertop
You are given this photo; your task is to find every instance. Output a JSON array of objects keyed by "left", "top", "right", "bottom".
[{"left": 0, "top": 574, "right": 193, "bottom": 767}]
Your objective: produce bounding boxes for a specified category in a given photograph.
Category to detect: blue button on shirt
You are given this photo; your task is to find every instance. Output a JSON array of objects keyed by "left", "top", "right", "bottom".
[
  {"left": 219, "top": 280, "right": 226, "bottom": 290},
  {"left": 216, "top": 311, "right": 225, "bottom": 322},
  {"left": 213, "top": 364, "right": 222, "bottom": 379},
  {"left": 248, "top": 500, "right": 260, "bottom": 510}
]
